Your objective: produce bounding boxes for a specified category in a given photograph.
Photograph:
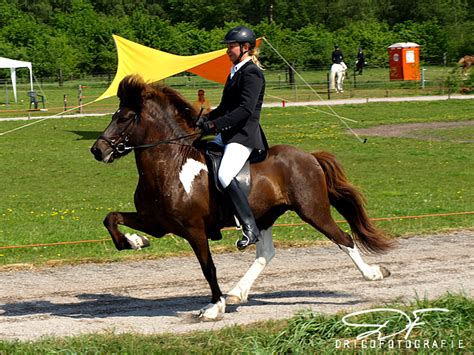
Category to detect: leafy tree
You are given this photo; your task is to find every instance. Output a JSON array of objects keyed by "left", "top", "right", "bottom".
[
  {"left": 335, "top": 20, "right": 394, "bottom": 67},
  {"left": 0, "top": 0, "right": 470, "bottom": 76},
  {"left": 28, "top": 33, "right": 80, "bottom": 77}
]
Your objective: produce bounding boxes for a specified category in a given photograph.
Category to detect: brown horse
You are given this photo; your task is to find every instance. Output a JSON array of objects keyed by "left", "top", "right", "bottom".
[
  {"left": 91, "top": 75, "right": 393, "bottom": 320},
  {"left": 458, "top": 55, "right": 474, "bottom": 77}
]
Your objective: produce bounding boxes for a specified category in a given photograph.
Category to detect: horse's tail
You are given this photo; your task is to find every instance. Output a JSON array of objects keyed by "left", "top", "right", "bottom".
[{"left": 313, "top": 151, "right": 394, "bottom": 253}]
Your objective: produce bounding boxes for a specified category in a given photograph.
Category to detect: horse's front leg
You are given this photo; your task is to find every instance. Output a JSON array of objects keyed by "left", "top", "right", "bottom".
[
  {"left": 187, "top": 232, "right": 225, "bottom": 320},
  {"left": 227, "top": 227, "right": 275, "bottom": 304},
  {"left": 104, "top": 211, "right": 161, "bottom": 250}
]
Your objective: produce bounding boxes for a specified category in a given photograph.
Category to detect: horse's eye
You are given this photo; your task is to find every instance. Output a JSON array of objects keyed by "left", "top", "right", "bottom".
[
  {"left": 116, "top": 115, "right": 128, "bottom": 123},
  {"left": 117, "top": 112, "right": 135, "bottom": 124}
]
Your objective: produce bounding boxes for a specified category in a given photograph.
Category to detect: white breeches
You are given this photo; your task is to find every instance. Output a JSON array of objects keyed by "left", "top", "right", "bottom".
[{"left": 217, "top": 140, "right": 252, "bottom": 189}]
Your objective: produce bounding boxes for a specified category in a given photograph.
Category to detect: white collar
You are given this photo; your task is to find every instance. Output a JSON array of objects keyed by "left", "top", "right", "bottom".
[{"left": 230, "top": 57, "right": 252, "bottom": 78}]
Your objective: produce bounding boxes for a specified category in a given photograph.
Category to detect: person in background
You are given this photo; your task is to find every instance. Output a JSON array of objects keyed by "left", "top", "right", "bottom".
[
  {"left": 193, "top": 89, "right": 212, "bottom": 115},
  {"left": 356, "top": 47, "right": 365, "bottom": 75},
  {"left": 197, "top": 25, "right": 268, "bottom": 250},
  {"left": 332, "top": 44, "right": 344, "bottom": 64},
  {"left": 332, "top": 44, "right": 347, "bottom": 70}
]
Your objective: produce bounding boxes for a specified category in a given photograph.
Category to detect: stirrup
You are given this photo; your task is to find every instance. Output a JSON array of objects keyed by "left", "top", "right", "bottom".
[{"left": 235, "top": 232, "right": 258, "bottom": 251}]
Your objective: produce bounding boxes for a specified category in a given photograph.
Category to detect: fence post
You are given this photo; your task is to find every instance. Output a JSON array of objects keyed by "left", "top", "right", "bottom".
[
  {"left": 327, "top": 72, "right": 331, "bottom": 100},
  {"left": 421, "top": 67, "right": 426, "bottom": 90},
  {"left": 288, "top": 64, "right": 295, "bottom": 86},
  {"left": 78, "top": 85, "right": 83, "bottom": 113}
]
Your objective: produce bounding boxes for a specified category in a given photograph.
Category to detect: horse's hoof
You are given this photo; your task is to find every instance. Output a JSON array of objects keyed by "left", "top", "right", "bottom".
[
  {"left": 195, "top": 297, "right": 226, "bottom": 321},
  {"left": 124, "top": 233, "right": 150, "bottom": 250},
  {"left": 363, "top": 265, "right": 389, "bottom": 281},
  {"left": 226, "top": 295, "right": 242, "bottom": 305},
  {"left": 380, "top": 265, "right": 391, "bottom": 278}
]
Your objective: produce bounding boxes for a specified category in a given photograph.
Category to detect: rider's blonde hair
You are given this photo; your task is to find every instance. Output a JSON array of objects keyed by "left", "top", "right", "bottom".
[{"left": 248, "top": 47, "right": 264, "bottom": 70}]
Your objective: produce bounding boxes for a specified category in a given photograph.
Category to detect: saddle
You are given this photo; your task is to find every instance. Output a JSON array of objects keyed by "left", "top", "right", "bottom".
[{"left": 204, "top": 142, "right": 267, "bottom": 195}]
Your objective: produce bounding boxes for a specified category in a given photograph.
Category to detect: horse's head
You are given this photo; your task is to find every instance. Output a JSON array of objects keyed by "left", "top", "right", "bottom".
[
  {"left": 91, "top": 75, "right": 147, "bottom": 163},
  {"left": 91, "top": 75, "right": 199, "bottom": 163}
]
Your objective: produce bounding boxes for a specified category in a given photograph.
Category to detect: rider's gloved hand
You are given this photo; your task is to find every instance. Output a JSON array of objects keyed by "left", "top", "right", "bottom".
[
  {"left": 197, "top": 120, "right": 216, "bottom": 135},
  {"left": 195, "top": 115, "right": 208, "bottom": 127}
]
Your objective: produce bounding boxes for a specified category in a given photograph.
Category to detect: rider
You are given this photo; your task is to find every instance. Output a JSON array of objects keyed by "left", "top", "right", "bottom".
[
  {"left": 332, "top": 44, "right": 347, "bottom": 70},
  {"left": 197, "top": 25, "right": 268, "bottom": 250}
]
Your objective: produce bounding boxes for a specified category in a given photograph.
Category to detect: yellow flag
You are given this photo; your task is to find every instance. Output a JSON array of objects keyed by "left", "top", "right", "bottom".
[{"left": 95, "top": 35, "right": 232, "bottom": 101}]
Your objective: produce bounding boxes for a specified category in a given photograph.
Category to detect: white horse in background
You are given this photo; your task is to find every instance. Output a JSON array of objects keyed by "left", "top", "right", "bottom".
[{"left": 330, "top": 62, "right": 347, "bottom": 93}]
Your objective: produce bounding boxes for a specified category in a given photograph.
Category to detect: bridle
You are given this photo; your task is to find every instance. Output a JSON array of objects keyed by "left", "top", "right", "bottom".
[{"left": 99, "top": 111, "right": 201, "bottom": 155}]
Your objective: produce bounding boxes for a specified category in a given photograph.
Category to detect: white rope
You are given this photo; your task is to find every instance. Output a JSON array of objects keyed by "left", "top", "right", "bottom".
[
  {"left": 0, "top": 100, "right": 96, "bottom": 136},
  {"left": 262, "top": 37, "right": 364, "bottom": 142}
]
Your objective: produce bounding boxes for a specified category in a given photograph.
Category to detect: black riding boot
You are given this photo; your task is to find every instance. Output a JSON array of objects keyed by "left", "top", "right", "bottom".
[{"left": 225, "top": 178, "right": 261, "bottom": 250}]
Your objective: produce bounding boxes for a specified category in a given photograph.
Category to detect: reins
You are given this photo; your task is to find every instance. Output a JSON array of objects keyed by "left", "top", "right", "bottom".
[
  {"left": 122, "top": 132, "right": 202, "bottom": 152},
  {"left": 101, "top": 108, "right": 203, "bottom": 154},
  {"left": 122, "top": 107, "right": 204, "bottom": 152}
]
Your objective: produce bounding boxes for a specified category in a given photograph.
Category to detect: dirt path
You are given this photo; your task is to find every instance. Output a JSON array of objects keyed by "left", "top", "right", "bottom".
[
  {"left": 352, "top": 120, "right": 474, "bottom": 142},
  {"left": 0, "top": 230, "right": 472, "bottom": 341}
]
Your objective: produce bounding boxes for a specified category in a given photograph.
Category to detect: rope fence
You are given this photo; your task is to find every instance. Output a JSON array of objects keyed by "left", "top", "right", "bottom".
[{"left": 1, "top": 211, "right": 472, "bottom": 250}]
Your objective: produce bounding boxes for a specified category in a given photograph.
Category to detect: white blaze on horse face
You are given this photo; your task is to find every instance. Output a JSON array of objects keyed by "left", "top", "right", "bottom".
[{"left": 179, "top": 158, "right": 208, "bottom": 194}]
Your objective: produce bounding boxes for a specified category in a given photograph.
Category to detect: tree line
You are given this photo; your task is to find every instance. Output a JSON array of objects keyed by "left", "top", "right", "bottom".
[{"left": 0, "top": 0, "right": 472, "bottom": 79}]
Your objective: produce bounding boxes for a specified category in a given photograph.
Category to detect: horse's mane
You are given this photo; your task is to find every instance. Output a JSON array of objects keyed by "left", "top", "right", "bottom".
[
  {"left": 117, "top": 74, "right": 197, "bottom": 129},
  {"left": 117, "top": 75, "right": 202, "bottom": 161}
]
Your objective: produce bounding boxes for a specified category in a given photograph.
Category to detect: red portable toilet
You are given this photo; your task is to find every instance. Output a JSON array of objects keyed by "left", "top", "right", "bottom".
[{"left": 387, "top": 42, "right": 420, "bottom": 81}]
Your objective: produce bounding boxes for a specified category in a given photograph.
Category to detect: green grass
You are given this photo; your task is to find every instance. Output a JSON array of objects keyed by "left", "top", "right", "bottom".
[
  {"left": 0, "top": 293, "right": 471, "bottom": 353},
  {"left": 0, "top": 99, "right": 473, "bottom": 266}
]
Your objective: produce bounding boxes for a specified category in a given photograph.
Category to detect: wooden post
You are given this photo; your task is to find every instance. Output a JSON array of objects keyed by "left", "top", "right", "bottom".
[
  {"left": 327, "top": 72, "right": 331, "bottom": 100},
  {"left": 78, "top": 85, "right": 83, "bottom": 113}
]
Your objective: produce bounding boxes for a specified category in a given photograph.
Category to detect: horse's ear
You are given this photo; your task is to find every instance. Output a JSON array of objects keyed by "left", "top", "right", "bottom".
[{"left": 117, "top": 75, "right": 145, "bottom": 113}]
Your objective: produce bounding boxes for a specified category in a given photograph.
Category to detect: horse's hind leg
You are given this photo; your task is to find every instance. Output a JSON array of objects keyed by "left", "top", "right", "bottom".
[
  {"left": 301, "top": 208, "right": 389, "bottom": 281},
  {"left": 294, "top": 185, "right": 389, "bottom": 281},
  {"left": 227, "top": 227, "right": 275, "bottom": 304},
  {"left": 293, "top": 186, "right": 353, "bottom": 248},
  {"left": 339, "top": 243, "right": 390, "bottom": 281}
]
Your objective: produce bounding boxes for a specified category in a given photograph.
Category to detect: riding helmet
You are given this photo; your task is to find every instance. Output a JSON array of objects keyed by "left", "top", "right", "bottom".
[{"left": 222, "top": 26, "right": 256, "bottom": 48}]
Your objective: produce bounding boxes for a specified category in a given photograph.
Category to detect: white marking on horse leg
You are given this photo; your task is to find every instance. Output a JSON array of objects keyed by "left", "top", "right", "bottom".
[
  {"left": 124, "top": 233, "right": 150, "bottom": 250},
  {"left": 227, "top": 227, "right": 275, "bottom": 304},
  {"left": 197, "top": 296, "right": 226, "bottom": 320},
  {"left": 227, "top": 257, "right": 266, "bottom": 304},
  {"left": 340, "top": 244, "right": 385, "bottom": 281},
  {"left": 179, "top": 158, "right": 208, "bottom": 194}
]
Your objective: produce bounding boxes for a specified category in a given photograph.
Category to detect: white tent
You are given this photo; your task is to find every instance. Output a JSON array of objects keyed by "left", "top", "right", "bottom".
[{"left": 0, "top": 56, "right": 34, "bottom": 103}]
